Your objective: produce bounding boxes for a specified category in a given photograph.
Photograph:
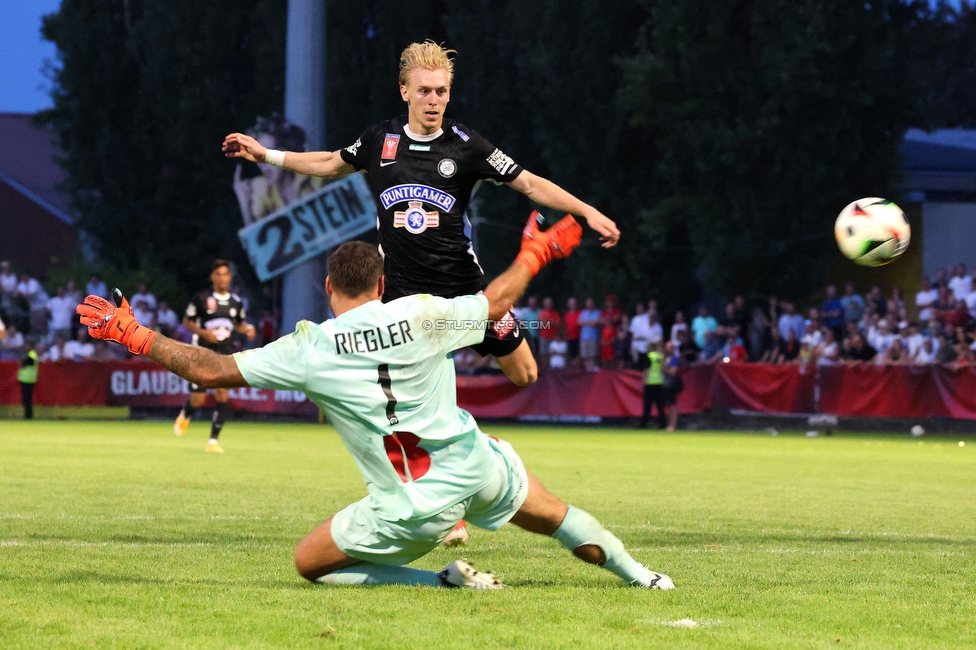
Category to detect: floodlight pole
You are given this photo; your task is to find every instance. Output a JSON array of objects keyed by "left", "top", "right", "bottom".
[{"left": 281, "top": 0, "right": 327, "bottom": 332}]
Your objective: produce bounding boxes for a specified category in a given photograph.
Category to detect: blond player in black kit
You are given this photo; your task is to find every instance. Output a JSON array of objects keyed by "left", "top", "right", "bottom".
[{"left": 222, "top": 40, "right": 620, "bottom": 544}]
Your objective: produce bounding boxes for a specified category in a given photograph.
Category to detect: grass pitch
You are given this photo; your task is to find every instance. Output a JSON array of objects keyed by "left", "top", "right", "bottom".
[{"left": 1, "top": 422, "right": 974, "bottom": 649}]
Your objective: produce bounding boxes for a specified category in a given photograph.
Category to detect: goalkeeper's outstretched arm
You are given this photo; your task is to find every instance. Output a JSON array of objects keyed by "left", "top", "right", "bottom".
[
  {"left": 77, "top": 293, "right": 247, "bottom": 389},
  {"left": 145, "top": 336, "right": 247, "bottom": 389}
]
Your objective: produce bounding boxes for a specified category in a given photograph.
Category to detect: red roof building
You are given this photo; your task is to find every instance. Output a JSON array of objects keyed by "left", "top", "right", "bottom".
[{"left": 0, "top": 112, "right": 77, "bottom": 279}]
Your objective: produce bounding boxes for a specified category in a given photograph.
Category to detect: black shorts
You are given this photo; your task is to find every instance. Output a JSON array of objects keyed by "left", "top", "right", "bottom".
[
  {"left": 662, "top": 375, "right": 684, "bottom": 404},
  {"left": 566, "top": 339, "right": 580, "bottom": 359},
  {"left": 470, "top": 310, "right": 524, "bottom": 358}
]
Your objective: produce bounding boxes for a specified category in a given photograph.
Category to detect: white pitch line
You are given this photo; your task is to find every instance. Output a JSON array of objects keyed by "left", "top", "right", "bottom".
[
  {"left": 0, "top": 514, "right": 308, "bottom": 521},
  {"left": 0, "top": 540, "right": 215, "bottom": 548},
  {"left": 637, "top": 618, "right": 723, "bottom": 628},
  {"left": 614, "top": 524, "right": 968, "bottom": 540},
  {"left": 650, "top": 547, "right": 966, "bottom": 557}
]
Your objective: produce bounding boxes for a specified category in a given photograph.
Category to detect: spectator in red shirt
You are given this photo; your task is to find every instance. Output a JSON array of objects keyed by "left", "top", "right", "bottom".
[
  {"left": 600, "top": 315, "right": 616, "bottom": 368},
  {"left": 723, "top": 334, "right": 748, "bottom": 363},
  {"left": 602, "top": 295, "right": 622, "bottom": 329},
  {"left": 932, "top": 286, "right": 956, "bottom": 325},
  {"left": 563, "top": 297, "right": 582, "bottom": 366},
  {"left": 259, "top": 309, "right": 277, "bottom": 345},
  {"left": 944, "top": 300, "right": 970, "bottom": 331},
  {"left": 536, "top": 297, "right": 562, "bottom": 370}
]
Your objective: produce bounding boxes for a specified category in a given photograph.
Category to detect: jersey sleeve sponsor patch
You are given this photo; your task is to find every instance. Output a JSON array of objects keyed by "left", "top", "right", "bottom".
[
  {"left": 492, "top": 311, "right": 517, "bottom": 338},
  {"left": 231, "top": 294, "right": 245, "bottom": 322},
  {"left": 345, "top": 137, "right": 362, "bottom": 156},
  {"left": 486, "top": 148, "right": 517, "bottom": 176},
  {"left": 340, "top": 123, "right": 382, "bottom": 171},
  {"left": 460, "top": 126, "right": 522, "bottom": 183}
]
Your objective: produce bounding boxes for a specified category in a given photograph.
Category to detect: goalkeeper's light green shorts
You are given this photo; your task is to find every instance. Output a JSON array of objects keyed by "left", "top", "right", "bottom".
[{"left": 330, "top": 436, "right": 529, "bottom": 566}]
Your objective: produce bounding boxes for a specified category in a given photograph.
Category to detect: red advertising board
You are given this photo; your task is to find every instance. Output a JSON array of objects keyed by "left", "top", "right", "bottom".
[{"left": 4, "top": 360, "right": 976, "bottom": 420}]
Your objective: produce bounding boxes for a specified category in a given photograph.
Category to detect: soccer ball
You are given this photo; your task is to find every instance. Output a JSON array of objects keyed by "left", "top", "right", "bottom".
[{"left": 834, "top": 198, "right": 910, "bottom": 267}]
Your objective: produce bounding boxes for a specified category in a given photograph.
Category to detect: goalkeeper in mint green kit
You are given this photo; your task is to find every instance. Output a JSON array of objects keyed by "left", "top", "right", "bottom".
[{"left": 76, "top": 214, "right": 674, "bottom": 590}]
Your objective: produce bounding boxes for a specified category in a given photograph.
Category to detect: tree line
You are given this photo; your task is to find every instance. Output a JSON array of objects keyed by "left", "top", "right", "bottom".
[{"left": 40, "top": 0, "right": 975, "bottom": 313}]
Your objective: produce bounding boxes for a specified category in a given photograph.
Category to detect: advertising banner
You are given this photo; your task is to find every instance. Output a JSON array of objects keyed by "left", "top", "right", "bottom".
[
  {"left": 237, "top": 174, "right": 376, "bottom": 281},
  {"left": 232, "top": 115, "right": 377, "bottom": 281},
  {"left": 8, "top": 361, "right": 976, "bottom": 420}
]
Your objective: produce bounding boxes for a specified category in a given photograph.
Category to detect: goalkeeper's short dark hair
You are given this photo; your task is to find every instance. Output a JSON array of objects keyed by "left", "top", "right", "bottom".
[
  {"left": 328, "top": 242, "right": 384, "bottom": 297},
  {"left": 211, "top": 259, "right": 231, "bottom": 272}
]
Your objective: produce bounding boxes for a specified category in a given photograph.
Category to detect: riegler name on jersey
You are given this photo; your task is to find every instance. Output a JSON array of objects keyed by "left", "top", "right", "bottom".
[{"left": 333, "top": 319, "right": 414, "bottom": 355}]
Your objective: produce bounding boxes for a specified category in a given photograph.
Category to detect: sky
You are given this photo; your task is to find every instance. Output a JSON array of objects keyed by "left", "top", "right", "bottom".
[
  {"left": 0, "top": 0, "right": 61, "bottom": 113},
  {"left": 0, "top": 0, "right": 967, "bottom": 114}
]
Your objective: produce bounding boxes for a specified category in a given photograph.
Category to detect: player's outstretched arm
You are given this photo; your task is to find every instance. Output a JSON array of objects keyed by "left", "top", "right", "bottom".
[
  {"left": 221, "top": 133, "right": 355, "bottom": 179},
  {"left": 483, "top": 213, "right": 583, "bottom": 320},
  {"left": 77, "top": 292, "right": 248, "bottom": 389},
  {"left": 508, "top": 170, "right": 620, "bottom": 248}
]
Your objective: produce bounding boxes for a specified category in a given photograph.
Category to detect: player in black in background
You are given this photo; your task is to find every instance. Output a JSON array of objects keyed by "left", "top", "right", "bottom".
[
  {"left": 222, "top": 40, "right": 620, "bottom": 388},
  {"left": 174, "top": 260, "right": 256, "bottom": 453}
]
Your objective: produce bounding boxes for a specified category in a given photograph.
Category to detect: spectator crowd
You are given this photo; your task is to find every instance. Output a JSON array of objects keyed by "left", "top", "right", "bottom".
[
  {"left": 5, "top": 257, "right": 976, "bottom": 375},
  {"left": 453, "top": 262, "right": 976, "bottom": 375},
  {"left": 0, "top": 260, "right": 269, "bottom": 364}
]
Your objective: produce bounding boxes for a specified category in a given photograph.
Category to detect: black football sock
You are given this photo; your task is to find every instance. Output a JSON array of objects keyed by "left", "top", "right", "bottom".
[
  {"left": 181, "top": 400, "right": 197, "bottom": 420},
  {"left": 210, "top": 402, "right": 229, "bottom": 441}
]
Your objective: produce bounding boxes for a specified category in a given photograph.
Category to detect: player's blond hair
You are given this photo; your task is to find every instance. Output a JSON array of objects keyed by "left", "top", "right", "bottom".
[{"left": 398, "top": 40, "right": 456, "bottom": 87}]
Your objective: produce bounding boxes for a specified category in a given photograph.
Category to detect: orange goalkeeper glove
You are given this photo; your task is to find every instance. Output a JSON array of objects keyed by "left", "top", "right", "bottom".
[
  {"left": 515, "top": 211, "right": 584, "bottom": 276},
  {"left": 76, "top": 289, "right": 156, "bottom": 355}
]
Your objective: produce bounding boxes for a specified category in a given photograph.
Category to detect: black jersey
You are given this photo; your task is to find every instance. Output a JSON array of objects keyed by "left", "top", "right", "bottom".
[
  {"left": 339, "top": 115, "right": 523, "bottom": 301},
  {"left": 184, "top": 290, "right": 246, "bottom": 355}
]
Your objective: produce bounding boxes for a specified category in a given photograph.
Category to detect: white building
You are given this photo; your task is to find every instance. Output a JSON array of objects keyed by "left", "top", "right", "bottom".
[{"left": 902, "top": 128, "right": 976, "bottom": 277}]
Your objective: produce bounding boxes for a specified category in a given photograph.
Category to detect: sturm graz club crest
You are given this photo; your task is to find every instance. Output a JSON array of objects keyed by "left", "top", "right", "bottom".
[
  {"left": 394, "top": 200, "right": 440, "bottom": 234},
  {"left": 437, "top": 158, "right": 457, "bottom": 178}
]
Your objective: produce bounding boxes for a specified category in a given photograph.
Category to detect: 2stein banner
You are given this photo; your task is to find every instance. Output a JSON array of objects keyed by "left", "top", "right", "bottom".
[
  {"left": 233, "top": 116, "right": 376, "bottom": 281},
  {"left": 237, "top": 174, "right": 376, "bottom": 282}
]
